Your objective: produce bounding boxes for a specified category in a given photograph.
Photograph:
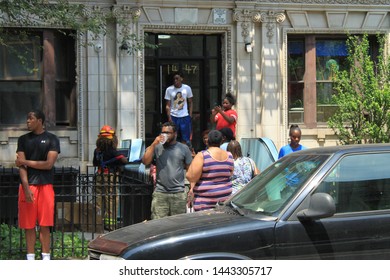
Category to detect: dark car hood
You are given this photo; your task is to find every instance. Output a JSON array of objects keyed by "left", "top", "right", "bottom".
[{"left": 89, "top": 207, "right": 276, "bottom": 259}]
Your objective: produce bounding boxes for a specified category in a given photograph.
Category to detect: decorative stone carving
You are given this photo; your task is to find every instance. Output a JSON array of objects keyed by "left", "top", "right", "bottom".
[
  {"left": 131, "top": 7, "right": 142, "bottom": 19},
  {"left": 92, "top": 5, "right": 101, "bottom": 12},
  {"left": 213, "top": 8, "right": 227, "bottom": 25},
  {"left": 138, "top": 32, "right": 145, "bottom": 138},
  {"left": 82, "top": 5, "right": 111, "bottom": 21},
  {"left": 233, "top": 9, "right": 261, "bottom": 42},
  {"left": 76, "top": 40, "right": 85, "bottom": 161},
  {"left": 112, "top": 6, "right": 142, "bottom": 55},
  {"left": 259, "top": 11, "right": 286, "bottom": 43},
  {"left": 112, "top": 5, "right": 141, "bottom": 20},
  {"left": 233, "top": 9, "right": 286, "bottom": 43}
]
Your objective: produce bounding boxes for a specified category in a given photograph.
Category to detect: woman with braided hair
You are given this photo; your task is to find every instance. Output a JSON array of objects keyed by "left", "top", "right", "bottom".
[{"left": 93, "top": 125, "right": 128, "bottom": 231}]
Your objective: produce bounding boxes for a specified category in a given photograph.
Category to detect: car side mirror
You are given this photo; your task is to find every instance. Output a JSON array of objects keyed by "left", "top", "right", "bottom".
[{"left": 297, "top": 192, "right": 336, "bottom": 221}]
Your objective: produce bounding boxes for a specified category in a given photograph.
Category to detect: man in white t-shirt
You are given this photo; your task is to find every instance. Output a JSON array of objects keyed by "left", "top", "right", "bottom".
[{"left": 165, "top": 71, "right": 193, "bottom": 149}]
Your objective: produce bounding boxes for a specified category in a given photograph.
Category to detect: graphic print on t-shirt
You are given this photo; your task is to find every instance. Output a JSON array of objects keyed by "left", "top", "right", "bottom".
[{"left": 173, "top": 92, "right": 185, "bottom": 110}]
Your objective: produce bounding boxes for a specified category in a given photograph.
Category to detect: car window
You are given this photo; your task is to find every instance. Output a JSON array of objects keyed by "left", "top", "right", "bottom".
[
  {"left": 230, "top": 154, "right": 329, "bottom": 215},
  {"left": 315, "top": 152, "right": 390, "bottom": 213}
]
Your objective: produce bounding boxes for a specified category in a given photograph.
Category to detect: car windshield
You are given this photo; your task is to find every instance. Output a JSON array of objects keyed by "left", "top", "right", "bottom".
[{"left": 227, "top": 153, "right": 330, "bottom": 216}]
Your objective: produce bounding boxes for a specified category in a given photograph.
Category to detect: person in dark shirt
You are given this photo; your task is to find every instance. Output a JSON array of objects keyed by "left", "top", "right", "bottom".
[
  {"left": 15, "top": 109, "right": 60, "bottom": 260},
  {"left": 93, "top": 126, "right": 128, "bottom": 173},
  {"left": 93, "top": 125, "right": 128, "bottom": 230}
]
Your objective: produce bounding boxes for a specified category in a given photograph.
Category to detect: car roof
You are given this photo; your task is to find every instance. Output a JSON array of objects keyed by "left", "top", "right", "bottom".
[{"left": 290, "top": 143, "right": 390, "bottom": 156}]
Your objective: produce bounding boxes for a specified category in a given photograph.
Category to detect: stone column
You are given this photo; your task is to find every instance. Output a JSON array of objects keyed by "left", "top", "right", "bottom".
[
  {"left": 83, "top": 5, "right": 111, "bottom": 165},
  {"left": 113, "top": 6, "right": 142, "bottom": 142},
  {"left": 233, "top": 8, "right": 285, "bottom": 143},
  {"left": 258, "top": 11, "right": 286, "bottom": 147},
  {"left": 233, "top": 8, "right": 260, "bottom": 138}
]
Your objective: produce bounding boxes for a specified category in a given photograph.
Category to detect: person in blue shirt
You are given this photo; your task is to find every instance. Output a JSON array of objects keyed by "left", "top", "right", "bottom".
[
  {"left": 278, "top": 124, "right": 306, "bottom": 159},
  {"left": 278, "top": 124, "right": 307, "bottom": 196}
]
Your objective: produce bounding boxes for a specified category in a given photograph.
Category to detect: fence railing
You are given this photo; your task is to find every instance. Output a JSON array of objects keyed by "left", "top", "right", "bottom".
[{"left": 0, "top": 166, "right": 153, "bottom": 260}]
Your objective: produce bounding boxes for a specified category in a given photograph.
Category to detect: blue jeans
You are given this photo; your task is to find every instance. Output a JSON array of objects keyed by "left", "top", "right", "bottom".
[{"left": 171, "top": 115, "right": 192, "bottom": 147}]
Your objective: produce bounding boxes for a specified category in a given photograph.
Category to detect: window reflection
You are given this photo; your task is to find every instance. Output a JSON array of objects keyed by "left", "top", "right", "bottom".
[
  {"left": 0, "top": 29, "right": 76, "bottom": 127},
  {"left": 230, "top": 154, "right": 329, "bottom": 216},
  {"left": 287, "top": 35, "right": 378, "bottom": 125},
  {"left": 315, "top": 153, "right": 390, "bottom": 213},
  {"left": 316, "top": 40, "right": 347, "bottom": 122},
  {"left": 288, "top": 39, "right": 304, "bottom": 124}
]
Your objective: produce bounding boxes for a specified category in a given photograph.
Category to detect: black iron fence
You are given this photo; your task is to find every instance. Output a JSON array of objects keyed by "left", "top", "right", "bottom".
[{"left": 0, "top": 166, "right": 153, "bottom": 260}]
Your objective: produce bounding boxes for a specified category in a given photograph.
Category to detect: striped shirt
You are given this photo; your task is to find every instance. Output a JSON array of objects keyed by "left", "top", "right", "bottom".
[{"left": 193, "top": 150, "right": 234, "bottom": 211}]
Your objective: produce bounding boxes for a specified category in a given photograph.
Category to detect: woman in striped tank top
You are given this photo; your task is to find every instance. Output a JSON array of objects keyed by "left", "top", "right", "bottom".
[{"left": 186, "top": 130, "right": 234, "bottom": 211}]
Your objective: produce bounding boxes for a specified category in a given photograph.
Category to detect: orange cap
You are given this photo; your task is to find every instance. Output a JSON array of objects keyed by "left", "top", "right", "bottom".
[{"left": 98, "top": 125, "right": 115, "bottom": 139}]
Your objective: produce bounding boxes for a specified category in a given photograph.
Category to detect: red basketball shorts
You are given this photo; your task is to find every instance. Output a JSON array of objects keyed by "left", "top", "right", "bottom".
[{"left": 18, "top": 184, "right": 55, "bottom": 229}]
